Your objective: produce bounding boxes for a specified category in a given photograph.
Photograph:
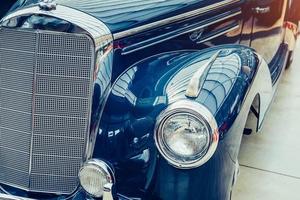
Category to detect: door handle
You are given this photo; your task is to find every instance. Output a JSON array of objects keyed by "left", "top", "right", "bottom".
[{"left": 253, "top": 6, "right": 271, "bottom": 14}]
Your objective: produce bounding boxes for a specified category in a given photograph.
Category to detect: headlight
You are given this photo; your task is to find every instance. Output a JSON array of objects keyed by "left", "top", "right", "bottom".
[
  {"left": 154, "top": 100, "right": 219, "bottom": 169},
  {"left": 78, "top": 159, "right": 115, "bottom": 198}
]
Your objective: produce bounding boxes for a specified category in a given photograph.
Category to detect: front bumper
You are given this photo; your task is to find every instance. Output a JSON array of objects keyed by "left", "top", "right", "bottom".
[
  {"left": 0, "top": 193, "right": 32, "bottom": 200},
  {"left": 0, "top": 184, "right": 132, "bottom": 200}
]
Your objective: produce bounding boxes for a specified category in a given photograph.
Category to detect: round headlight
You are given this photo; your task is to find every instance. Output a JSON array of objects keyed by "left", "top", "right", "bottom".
[
  {"left": 78, "top": 159, "right": 115, "bottom": 198},
  {"left": 155, "top": 100, "right": 219, "bottom": 169}
]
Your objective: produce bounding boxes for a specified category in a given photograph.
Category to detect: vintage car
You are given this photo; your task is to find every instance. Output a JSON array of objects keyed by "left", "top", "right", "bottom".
[{"left": 0, "top": 0, "right": 298, "bottom": 200}]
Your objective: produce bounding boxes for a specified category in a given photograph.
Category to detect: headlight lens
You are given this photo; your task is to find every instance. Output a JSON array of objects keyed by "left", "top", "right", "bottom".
[
  {"left": 79, "top": 159, "right": 114, "bottom": 198},
  {"left": 162, "top": 113, "right": 210, "bottom": 159},
  {"left": 155, "top": 100, "right": 219, "bottom": 169}
]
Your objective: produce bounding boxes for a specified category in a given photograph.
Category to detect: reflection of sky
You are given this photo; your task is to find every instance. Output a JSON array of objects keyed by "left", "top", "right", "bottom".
[
  {"left": 57, "top": 0, "right": 202, "bottom": 30},
  {"left": 166, "top": 53, "right": 241, "bottom": 113},
  {"left": 95, "top": 50, "right": 113, "bottom": 93},
  {"left": 166, "top": 59, "right": 207, "bottom": 102},
  {"left": 112, "top": 67, "right": 137, "bottom": 105}
]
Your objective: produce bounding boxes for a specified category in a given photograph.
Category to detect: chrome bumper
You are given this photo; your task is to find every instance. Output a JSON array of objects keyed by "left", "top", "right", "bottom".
[
  {"left": 0, "top": 184, "right": 121, "bottom": 200},
  {"left": 0, "top": 193, "right": 33, "bottom": 200}
]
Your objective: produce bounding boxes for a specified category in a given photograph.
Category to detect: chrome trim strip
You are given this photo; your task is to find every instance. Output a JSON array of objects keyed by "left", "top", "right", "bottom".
[
  {"left": 197, "top": 24, "right": 240, "bottom": 44},
  {"left": 185, "top": 51, "right": 220, "bottom": 98},
  {"left": 28, "top": 29, "right": 39, "bottom": 187},
  {"left": 121, "top": 10, "right": 242, "bottom": 55},
  {"left": 113, "top": 0, "right": 241, "bottom": 40}
]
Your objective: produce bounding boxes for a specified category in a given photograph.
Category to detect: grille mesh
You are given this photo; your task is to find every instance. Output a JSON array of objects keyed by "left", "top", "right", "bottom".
[{"left": 0, "top": 28, "right": 93, "bottom": 194}]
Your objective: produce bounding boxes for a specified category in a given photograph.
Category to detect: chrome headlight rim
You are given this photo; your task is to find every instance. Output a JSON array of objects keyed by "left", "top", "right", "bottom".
[
  {"left": 78, "top": 159, "right": 115, "bottom": 198},
  {"left": 154, "top": 100, "right": 219, "bottom": 169}
]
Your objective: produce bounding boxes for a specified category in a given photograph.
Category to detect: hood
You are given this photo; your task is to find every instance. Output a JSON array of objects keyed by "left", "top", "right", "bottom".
[{"left": 9, "top": 0, "right": 237, "bottom": 33}]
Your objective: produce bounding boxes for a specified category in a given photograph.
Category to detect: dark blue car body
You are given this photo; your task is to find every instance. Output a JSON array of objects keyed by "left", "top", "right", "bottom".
[{"left": 0, "top": 0, "right": 298, "bottom": 200}]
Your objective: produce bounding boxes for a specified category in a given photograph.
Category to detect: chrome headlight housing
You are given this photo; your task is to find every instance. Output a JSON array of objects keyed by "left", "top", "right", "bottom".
[
  {"left": 154, "top": 100, "right": 219, "bottom": 169},
  {"left": 79, "top": 159, "right": 115, "bottom": 198}
]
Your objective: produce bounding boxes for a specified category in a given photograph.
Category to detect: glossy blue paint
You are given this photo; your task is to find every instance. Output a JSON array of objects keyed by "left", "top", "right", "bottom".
[
  {"left": 0, "top": 185, "right": 89, "bottom": 200},
  {"left": 0, "top": 0, "right": 294, "bottom": 199},
  {"left": 0, "top": 1, "right": 15, "bottom": 19},
  {"left": 9, "top": 0, "right": 242, "bottom": 33},
  {"left": 92, "top": 45, "right": 259, "bottom": 199}
]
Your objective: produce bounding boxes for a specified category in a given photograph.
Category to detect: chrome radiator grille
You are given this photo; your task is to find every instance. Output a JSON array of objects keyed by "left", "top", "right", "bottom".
[{"left": 0, "top": 28, "right": 94, "bottom": 194}]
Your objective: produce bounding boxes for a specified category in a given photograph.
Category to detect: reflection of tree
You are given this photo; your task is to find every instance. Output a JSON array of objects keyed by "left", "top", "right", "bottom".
[
  {"left": 58, "top": 0, "right": 191, "bottom": 26},
  {"left": 165, "top": 53, "right": 241, "bottom": 114}
]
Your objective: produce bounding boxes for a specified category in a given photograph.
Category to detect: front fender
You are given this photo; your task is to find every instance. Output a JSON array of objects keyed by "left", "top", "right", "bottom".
[{"left": 92, "top": 44, "right": 264, "bottom": 199}]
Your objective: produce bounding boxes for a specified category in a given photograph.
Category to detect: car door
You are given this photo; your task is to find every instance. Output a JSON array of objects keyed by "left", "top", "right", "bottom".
[{"left": 249, "top": 0, "right": 288, "bottom": 63}]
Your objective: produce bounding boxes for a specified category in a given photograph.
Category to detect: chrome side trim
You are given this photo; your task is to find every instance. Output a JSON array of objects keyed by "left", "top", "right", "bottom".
[
  {"left": 28, "top": 30, "right": 39, "bottom": 184},
  {"left": 197, "top": 24, "right": 240, "bottom": 44},
  {"left": 185, "top": 51, "right": 220, "bottom": 98},
  {"left": 114, "top": 0, "right": 241, "bottom": 40},
  {"left": 121, "top": 10, "right": 242, "bottom": 55}
]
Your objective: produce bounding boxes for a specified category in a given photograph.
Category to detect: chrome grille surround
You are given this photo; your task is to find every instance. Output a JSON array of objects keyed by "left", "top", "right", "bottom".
[
  {"left": 0, "top": 28, "right": 94, "bottom": 194},
  {"left": 0, "top": 4, "right": 113, "bottom": 195}
]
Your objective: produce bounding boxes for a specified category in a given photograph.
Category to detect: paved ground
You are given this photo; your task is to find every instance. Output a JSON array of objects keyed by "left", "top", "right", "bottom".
[{"left": 232, "top": 43, "right": 300, "bottom": 199}]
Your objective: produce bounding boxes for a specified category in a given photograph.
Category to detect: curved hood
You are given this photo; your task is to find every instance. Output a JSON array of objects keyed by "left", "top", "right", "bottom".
[{"left": 9, "top": 0, "right": 240, "bottom": 34}]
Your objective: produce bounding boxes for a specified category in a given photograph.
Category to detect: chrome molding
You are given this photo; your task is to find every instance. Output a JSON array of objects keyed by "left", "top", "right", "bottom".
[
  {"left": 154, "top": 100, "right": 219, "bottom": 169},
  {"left": 121, "top": 10, "right": 242, "bottom": 55},
  {"left": 197, "top": 24, "right": 240, "bottom": 44},
  {"left": 113, "top": 0, "right": 240, "bottom": 40},
  {"left": 185, "top": 50, "right": 220, "bottom": 98}
]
